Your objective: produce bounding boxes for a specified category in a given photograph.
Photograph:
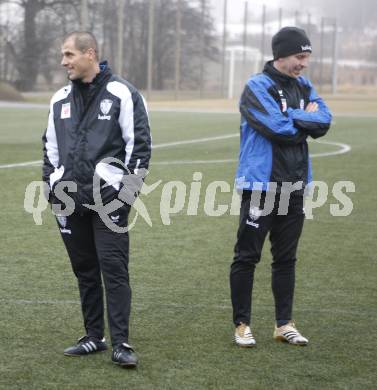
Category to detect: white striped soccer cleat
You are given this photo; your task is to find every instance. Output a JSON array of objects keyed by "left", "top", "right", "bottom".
[
  {"left": 112, "top": 343, "right": 138, "bottom": 368},
  {"left": 64, "top": 335, "right": 108, "bottom": 356},
  {"left": 273, "top": 322, "right": 309, "bottom": 346},
  {"left": 234, "top": 323, "right": 256, "bottom": 347}
]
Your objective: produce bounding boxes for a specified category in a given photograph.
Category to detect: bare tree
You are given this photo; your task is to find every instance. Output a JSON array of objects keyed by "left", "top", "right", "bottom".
[
  {"left": 116, "top": 0, "right": 218, "bottom": 90},
  {"left": 1, "top": 0, "right": 218, "bottom": 91},
  {"left": 4, "top": 0, "right": 79, "bottom": 90}
]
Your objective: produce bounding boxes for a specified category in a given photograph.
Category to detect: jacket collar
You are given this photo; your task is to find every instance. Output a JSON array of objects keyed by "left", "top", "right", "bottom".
[
  {"left": 263, "top": 60, "right": 297, "bottom": 86},
  {"left": 72, "top": 60, "right": 112, "bottom": 90}
]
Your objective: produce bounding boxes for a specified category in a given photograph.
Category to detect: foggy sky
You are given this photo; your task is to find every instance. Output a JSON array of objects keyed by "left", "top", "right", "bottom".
[{"left": 208, "top": 0, "right": 376, "bottom": 29}]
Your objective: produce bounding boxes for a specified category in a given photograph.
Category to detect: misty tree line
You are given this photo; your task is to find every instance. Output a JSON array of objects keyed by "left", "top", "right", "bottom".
[
  {"left": 1, "top": 0, "right": 376, "bottom": 92},
  {"left": 0, "top": 0, "right": 218, "bottom": 91}
]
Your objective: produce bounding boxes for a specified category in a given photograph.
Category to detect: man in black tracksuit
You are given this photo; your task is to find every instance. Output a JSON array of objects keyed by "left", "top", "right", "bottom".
[
  {"left": 230, "top": 27, "right": 332, "bottom": 347},
  {"left": 42, "top": 32, "right": 151, "bottom": 367}
]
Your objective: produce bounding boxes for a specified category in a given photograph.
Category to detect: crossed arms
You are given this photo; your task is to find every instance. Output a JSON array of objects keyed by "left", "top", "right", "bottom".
[{"left": 239, "top": 78, "right": 332, "bottom": 144}]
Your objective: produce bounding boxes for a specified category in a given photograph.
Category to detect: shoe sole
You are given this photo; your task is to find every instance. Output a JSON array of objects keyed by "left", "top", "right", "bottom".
[
  {"left": 274, "top": 335, "right": 308, "bottom": 346},
  {"left": 234, "top": 339, "right": 256, "bottom": 348},
  {"left": 112, "top": 361, "right": 138, "bottom": 368},
  {"left": 64, "top": 349, "right": 108, "bottom": 357},
  {"left": 235, "top": 343, "right": 256, "bottom": 348}
]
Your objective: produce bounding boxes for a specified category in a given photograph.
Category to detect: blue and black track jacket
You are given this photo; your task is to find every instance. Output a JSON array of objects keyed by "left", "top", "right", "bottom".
[
  {"left": 236, "top": 61, "right": 332, "bottom": 192},
  {"left": 42, "top": 62, "right": 151, "bottom": 208}
]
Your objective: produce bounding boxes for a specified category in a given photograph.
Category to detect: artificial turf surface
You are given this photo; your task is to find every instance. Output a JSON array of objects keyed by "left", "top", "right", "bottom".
[{"left": 0, "top": 107, "right": 376, "bottom": 389}]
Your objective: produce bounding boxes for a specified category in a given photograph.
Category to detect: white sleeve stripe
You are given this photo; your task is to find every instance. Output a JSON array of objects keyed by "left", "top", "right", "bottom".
[
  {"left": 122, "top": 96, "right": 134, "bottom": 166},
  {"left": 45, "top": 85, "right": 71, "bottom": 169},
  {"left": 107, "top": 81, "right": 134, "bottom": 166},
  {"left": 46, "top": 105, "right": 59, "bottom": 168}
]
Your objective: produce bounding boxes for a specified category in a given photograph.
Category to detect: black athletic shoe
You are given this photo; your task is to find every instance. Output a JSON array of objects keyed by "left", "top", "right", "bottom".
[
  {"left": 64, "top": 335, "right": 108, "bottom": 356},
  {"left": 112, "top": 343, "right": 138, "bottom": 368}
]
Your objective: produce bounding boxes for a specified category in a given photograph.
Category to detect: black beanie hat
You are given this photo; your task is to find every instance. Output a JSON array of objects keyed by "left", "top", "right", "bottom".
[{"left": 272, "top": 27, "right": 312, "bottom": 60}]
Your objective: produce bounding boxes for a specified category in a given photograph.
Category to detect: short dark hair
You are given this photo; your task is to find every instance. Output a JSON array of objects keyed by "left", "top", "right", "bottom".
[{"left": 63, "top": 31, "right": 99, "bottom": 61}]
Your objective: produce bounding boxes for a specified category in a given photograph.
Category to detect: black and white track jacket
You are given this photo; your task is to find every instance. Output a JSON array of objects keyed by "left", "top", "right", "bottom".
[{"left": 42, "top": 62, "right": 151, "bottom": 209}]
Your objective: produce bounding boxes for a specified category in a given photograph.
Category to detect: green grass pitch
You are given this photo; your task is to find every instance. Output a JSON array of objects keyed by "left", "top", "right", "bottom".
[{"left": 0, "top": 107, "right": 376, "bottom": 389}]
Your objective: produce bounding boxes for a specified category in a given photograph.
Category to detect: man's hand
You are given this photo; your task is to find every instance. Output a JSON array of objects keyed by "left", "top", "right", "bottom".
[{"left": 305, "top": 102, "right": 319, "bottom": 112}]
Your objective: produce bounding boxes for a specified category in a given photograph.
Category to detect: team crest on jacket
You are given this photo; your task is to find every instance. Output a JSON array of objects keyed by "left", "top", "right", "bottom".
[
  {"left": 100, "top": 99, "right": 113, "bottom": 115},
  {"left": 98, "top": 99, "right": 112, "bottom": 120}
]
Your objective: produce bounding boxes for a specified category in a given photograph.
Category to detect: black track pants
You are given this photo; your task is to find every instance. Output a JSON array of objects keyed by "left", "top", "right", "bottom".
[
  {"left": 230, "top": 190, "right": 305, "bottom": 326},
  {"left": 56, "top": 205, "right": 131, "bottom": 346}
]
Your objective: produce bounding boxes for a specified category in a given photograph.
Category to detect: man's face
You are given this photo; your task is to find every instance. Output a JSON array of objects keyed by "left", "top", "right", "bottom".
[
  {"left": 276, "top": 52, "right": 311, "bottom": 78},
  {"left": 61, "top": 37, "right": 95, "bottom": 82}
]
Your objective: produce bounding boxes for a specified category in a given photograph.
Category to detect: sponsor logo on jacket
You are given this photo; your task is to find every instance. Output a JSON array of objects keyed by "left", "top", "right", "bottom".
[
  {"left": 61, "top": 103, "right": 71, "bottom": 119},
  {"left": 278, "top": 90, "right": 287, "bottom": 112},
  {"left": 98, "top": 99, "right": 113, "bottom": 120},
  {"left": 246, "top": 206, "right": 262, "bottom": 228}
]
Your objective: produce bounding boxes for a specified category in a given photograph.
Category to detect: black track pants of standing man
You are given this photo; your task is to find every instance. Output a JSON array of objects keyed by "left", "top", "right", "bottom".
[
  {"left": 56, "top": 205, "right": 131, "bottom": 346},
  {"left": 230, "top": 190, "right": 305, "bottom": 327}
]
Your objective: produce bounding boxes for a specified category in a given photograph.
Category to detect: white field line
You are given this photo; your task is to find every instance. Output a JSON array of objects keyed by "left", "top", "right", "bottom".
[
  {"left": 2, "top": 101, "right": 377, "bottom": 119},
  {"left": 154, "top": 159, "right": 237, "bottom": 165},
  {"left": 0, "top": 134, "right": 240, "bottom": 169},
  {"left": 0, "top": 160, "right": 42, "bottom": 168},
  {"left": 0, "top": 134, "right": 351, "bottom": 169},
  {"left": 153, "top": 133, "right": 238, "bottom": 149},
  {"left": 0, "top": 101, "right": 49, "bottom": 109},
  {"left": 310, "top": 139, "right": 352, "bottom": 158}
]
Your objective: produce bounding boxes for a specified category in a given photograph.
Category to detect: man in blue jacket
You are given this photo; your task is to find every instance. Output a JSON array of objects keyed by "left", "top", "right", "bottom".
[{"left": 230, "top": 27, "right": 332, "bottom": 347}]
